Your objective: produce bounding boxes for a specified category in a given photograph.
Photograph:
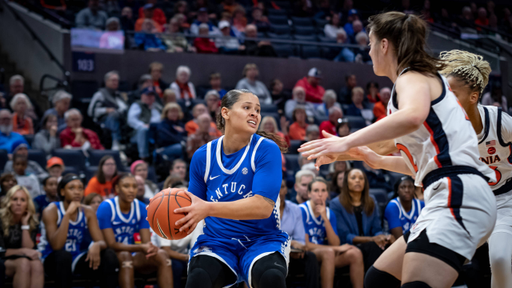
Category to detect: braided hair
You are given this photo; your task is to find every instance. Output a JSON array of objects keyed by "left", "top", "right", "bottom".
[{"left": 439, "top": 50, "right": 491, "bottom": 96}]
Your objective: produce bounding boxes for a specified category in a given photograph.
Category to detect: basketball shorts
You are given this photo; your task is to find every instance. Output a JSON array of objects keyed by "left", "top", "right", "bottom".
[
  {"left": 189, "top": 232, "right": 290, "bottom": 287},
  {"left": 408, "top": 171, "right": 497, "bottom": 261},
  {"left": 493, "top": 191, "right": 512, "bottom": 235}
]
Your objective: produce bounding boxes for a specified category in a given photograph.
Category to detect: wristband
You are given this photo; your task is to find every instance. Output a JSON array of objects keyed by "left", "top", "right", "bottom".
[{"left": 21, "top": 225, "right": 30, "bottom": 230}]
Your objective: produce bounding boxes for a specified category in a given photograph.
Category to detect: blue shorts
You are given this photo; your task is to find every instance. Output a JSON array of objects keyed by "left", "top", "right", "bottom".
[{"left": 189, "top": 232, "right": 290, "bottom": 287}]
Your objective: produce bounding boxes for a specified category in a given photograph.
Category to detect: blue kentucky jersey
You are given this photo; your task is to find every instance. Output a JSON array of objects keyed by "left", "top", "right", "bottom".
[
  {"left": 188, "top": 134, "right": 286, "bottom": 240},
  {"left": 39, "top": 202, "right": 88, "bottom": 259},
  {"left": 299, "top": 200, "right": 338, "bottom": 245},
  {"left": 384, "top": 197, "right": 424, "bottom": 234},
  {"left": 97, "top": 196, "right": 149, "bottom": 244}
]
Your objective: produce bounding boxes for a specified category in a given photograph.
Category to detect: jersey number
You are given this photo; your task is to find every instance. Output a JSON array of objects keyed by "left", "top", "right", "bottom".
[
  {"left": 65, "top": 239, "right": 76, "bottom": 252},
  {"left": 489, "top": 166, "right": 502, "bottom": 186}
]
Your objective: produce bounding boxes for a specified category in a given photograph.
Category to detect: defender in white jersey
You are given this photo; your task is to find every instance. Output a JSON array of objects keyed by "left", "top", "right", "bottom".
[
  {"left": 299, "top": 12, "right": 497, "bottom": 288},
  {"left": 441, "top": 49, "right": 512, "bottom": 288}
]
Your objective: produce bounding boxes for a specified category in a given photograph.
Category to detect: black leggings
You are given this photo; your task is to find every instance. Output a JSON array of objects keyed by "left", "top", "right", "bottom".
[
  {"left": 44, "top": 249, "right": 119, "bottom": 288},
  {"left": 186, "top": 252, "right": 287, "bottom": 288}
]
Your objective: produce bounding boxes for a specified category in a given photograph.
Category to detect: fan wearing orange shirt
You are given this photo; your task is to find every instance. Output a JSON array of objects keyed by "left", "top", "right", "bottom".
[
  {"left": 185, "top": 103, "right": 222, "bottom": 137},
  {"left": 289, "top": 106, "right": 308, "bottom": 141},
  {"left": 373, "top": 87, "right": 391, "bottom": 122},
  {"left": 85, "top": 156, "right": 118, "bottom": 198},
  {"left": 135, "top": 4, "right": 163, "bottom": 33}
]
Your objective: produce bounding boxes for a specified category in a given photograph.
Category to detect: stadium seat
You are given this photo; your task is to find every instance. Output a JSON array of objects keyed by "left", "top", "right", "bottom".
[
  {"left": 88, "top": 150, "right": 125, "bottom": 171},
  {"left": 261, "top": 112, "right": 281, "bottom": 130},
  {"left": 0, "top": 150, "right": 8, "bottom": 173},
  {"left": 293, "top": 34, "right": 316, "bottom": 41},
  {"left": 301, "top": 46, "right": 321, "bottom": 59},
  {"left": 284, "top": 154, "right": 300, "bottom": 176},
  {"left": 274, "top": 1, "right": 291, "bottom": 10},
  {"left": 271, "top": 24, "right": 291, "bottom": 35},
  {"left": 63, "top": 166, "right": 79, "bottom": 176},
  {"left": 291, "top": 17, "right": 313, "bottom": 26},
  {"left": 268, "top": 9, "right": 287, "bottom": 16},
  {"left": 318, "top": 36, "right": 336, "bottom": 43},
  {"left": 370, "top": 188, "right": 388, "bottom": 215},
  {"left": 268, "top": 15, "right": 288, "bottom": 25},
  {"left": 315, "top": 115, "right": 329, "bottom": 126},
  {"left": 272, "top": 44, "right": 295, "bottom": 58},
  {"left": 52, "top": 149, "right": 86, "bottom": 173},
  {"left": 345, "top": 116, "right": 366, "bottom": 129},
  {"left": 71, "top": 80, "right": 99, "bottom": 103},
  {"left": 147, "top": 165, "right": 157, "bottom": 183},
  {"left": 256, "top": 32, "right": 267, "bottom": 38},
  {"left": 260, "top": 103, "right": 278, "bottom": 113},
  {"left": 288, "top": 140, "right": 303, "bottom": 154},
  {"left": 85, "top": 166, "right": 97, "bottom": 182},
  {"left": 267, "top": 32, "right": 292, "bottom": 40},
  {"left": 294, "top": 26, "right": 315, "bottom": 36},
  {"left": 315, "top": 18, "right": 328, "bottom": 28},
  {"left": 28, "top": 149, "right": 47, "bottom": 169},
  {"left": 23, "top": 135, "right": 34, "bottom": 146},
  {"left": 118, "top": 80, "right": 130, "bottom": 92}
]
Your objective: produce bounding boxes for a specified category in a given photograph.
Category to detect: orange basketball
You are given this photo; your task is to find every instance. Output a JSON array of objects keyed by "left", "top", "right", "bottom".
[{"left": 147, "top": 188, "right": 192, "bottom": 240}]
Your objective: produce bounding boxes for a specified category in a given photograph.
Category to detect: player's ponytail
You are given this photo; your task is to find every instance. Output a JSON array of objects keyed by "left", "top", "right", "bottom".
[
  {"left": 217, "top": 89, "right": 288, "bottom": 153},
  {"left": 439, "top": 50, "right": 491, "bottom": 96}
]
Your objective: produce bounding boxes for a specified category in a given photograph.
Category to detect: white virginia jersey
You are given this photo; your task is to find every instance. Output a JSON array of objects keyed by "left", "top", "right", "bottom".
[
  {"left": 477, "top": 105, "right": 512, "bottom": 196},
  {"left": 387, "top": 68, "right": 495, "bottom": 186}
]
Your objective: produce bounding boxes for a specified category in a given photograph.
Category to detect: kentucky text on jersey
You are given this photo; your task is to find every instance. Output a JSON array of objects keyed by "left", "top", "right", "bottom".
[{"left": 210, "top": 182, "right": 252, "bottom": 202}]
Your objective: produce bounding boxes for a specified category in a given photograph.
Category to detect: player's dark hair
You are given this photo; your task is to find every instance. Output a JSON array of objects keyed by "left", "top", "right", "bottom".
[
  {"left": 330, "top": 170, "right": 345, "bottom": 196},
  {"left": 217, "top": 89, "right": 288, "bottom": 153},
  {"left": 57, "top": 173, "right": 82, "bottom": 201},
  {"left": 339, "top": 168, "right": 374, "bottom": 215},
  {"left": 367, "top": 11, "right": 445, "bottom": 76},
  {"left": 96, "top": 155, "right": 118, "bottom": 184},
  {"left": 42, "top": 176, "right": 57, "bottom": 186},
  {"left": 112, "top": 172, "right": 134, "bottom": 190}
]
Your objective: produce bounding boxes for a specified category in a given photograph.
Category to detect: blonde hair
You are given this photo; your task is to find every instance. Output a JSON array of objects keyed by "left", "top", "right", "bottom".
[
  {"left": 259, "top": 116, "right": 278, "bottom": 133},
  {"left": 439, "top": 50, "right": 491, "bottom": 95},
  {"left": 149, "top": 62, "right": 164, "bottom": 73},
  {"left": 161, "top": 102, "right": 184, "bottom": 120},
  {"left": 0, "top": 185, "right": 38, "bottom": 237}
]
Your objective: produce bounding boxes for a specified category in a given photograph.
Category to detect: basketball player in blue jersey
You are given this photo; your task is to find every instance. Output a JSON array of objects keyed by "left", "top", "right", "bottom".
[
  {"left": 97, "top": 173, "right": 173, "bottom": 288},
  {"left": 384, "top": 176, "right": 424, "bottom": 240},
  {"left": 173, "top": 89, "right": 290, "bottom": 288},
  {"left": 440, "top": 50, "right": 512, "bottom": 288},
  {"left": 39, "top": 174, "right": 118, "bottom": 288},
  {"left": 299, "top": 12, "right": 497, "bottom": 288}
]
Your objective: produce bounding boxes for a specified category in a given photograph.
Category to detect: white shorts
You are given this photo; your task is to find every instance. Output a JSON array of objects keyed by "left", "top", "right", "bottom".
[
  {"left": 492, "top": 191, "right": 512, "bottom": 235},
  {"left": 409, "top": 173, "right": 497, "bottom": 260}
]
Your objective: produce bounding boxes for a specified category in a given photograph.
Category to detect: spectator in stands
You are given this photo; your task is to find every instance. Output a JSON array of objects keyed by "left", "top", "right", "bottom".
[
  {"left": 127, "top": 87, "right": 161, "bottom": 160},
  {"left": 12, "top": 154, "right": 41, "bottom": 198},
  {"left": 319, "top": 107, "right": 343, "bottom": 138},
  {"left": 205, "top": 90, "right": 221, "bottom": 121},
  {"left": 236, "top": 64, "right": 272, "bottom": 104},
  {"left": 42, "top": 90, "right": 72, "bottom": 133},
  {"left": 330, "top": 168, "right": 392, "bottom": 270},
  {"left": 190, "top": 0, "right": 217, "bottom": 19},
  {"left": 136, "top": 0, "right": 166, "bottom": 26},
  {"left": 218, "top": 0, "right": 242, "bottom": 15},
  {"left": 131, "top": 160, "right": 159, "bottom": 198},
  {"left": 148, "top": 62, "right": 169, "bottom": 97},
  {"left": 209, "top": 73, "right": 227, "bottom": 98},
  {"left": 285, "top": 86, "right": 316, "bottom": 120},
  {"left": 99, "top": 18, "right": 123, "bottom": 50},
  {"left": 33, "top": 176, "right": 58, "bottom": 220},
  {"left": 46, "top": 157, "right": 64, "bottom": 178},
  {"left": 260, "top": 116, "right": 289, "bottom": 147},
  {"left": 231, "top": 7, "right": 247, "bottom": 36},
  {"left": 293, "top": 0, "right": 315, "bottom": 17},
  {"left": 294, "top": 68, "right": 326, "bottom": 104},
  {"left": 316, "top": 89, "right": 341, "bottom": 117},
  {"left": 358, "top": 161, "right": 393, "bottom": 191},
  {"left": 278, "top": 178, "right": 319, "bottom": 287},
  {"left": 88, "top": 71, "right": 128, "bottom": 151},
  {"left": 337, "top": 119, "right": 350, "bottom": 137},
  {"left": 128, "top": 74, "right": 152, "bottom": 104},
  {"left": 385, "top": 176, "right": 424, "bottom": 240},
  {"left": 250, "top": 6, "right": 270, "bottom": 32},
  {"left": 344, "top": 9, "right": 360, "bottom": 38},
  {"left": 163, "top": 175, "right": 184, "bottom": 189},
  {"left": 216, "top": 21, "right": 245, "bottom": 54},
  {"left": 162, "top": 89, "right": 177, "bottom": 106},
  {"left": 0, "top": 173, "right": 16, "bottom": 198},
  {"left": 0, "top": 110, "right": 28, "bottom": 153},
  {"left": 84, "top": 192, "right": 103, "bottom": 212},
  {"left": 330, "top": 170, "right": 345, "bottom": 199},
  {"left": 269, "top": 79, "right": 287, "bottom": 112},
  {"left": 0, "top": 185, "right": 43, "bottom": 288},
  {"left": 155, "top": 103, "right": 186, "bottom": 162},
  {"left": 76, "top": 0, "right": 109, "bottom": 30},
  {"left": 366, "top": 82, "right": 380, "bottom": 103},
  {"left": 482, "top": 86, "right": 507, "bottom": 110},
  {"left": 289, "top": 107, "right": 308, "bottom": 141},
  {"left": 4, "top": 141, "right": 48, "bottom": 182},
  {"left": 354, "top": 32, "right": 372, "bottom": 64},
  {"left": 120, "top": 7, "right": 135, "bottom": 31},
  {"left": 186, "top": 103, "right": 217, "bottom": 135},
  {"left": 135, "top": 4, "right": 162, "bottom": 32},
  {"left": 475, "top": 7, "right": 489, "bottom": 28},
  {"left": 345, "top": 87, "right": 374, "bottom": 125},
  {"left": 10, "top": 94, "right": 33, "bottom": 136},
  {"left": 348, "top": 20, "right": 364, "bottom": 44},
  {"left": 173, "top": 13, "right": 190, "bottom": 30},
  {"left": 40, "top": 174, "right": 118, "bottom": 288},
  {"left": 60, "top": 109, "right": 104, "bottom": 150},
  {"left": 190, "top": 8, "right": 220, "bottom": 35},
  {"left": 186, "top": 113, "right": 217, "bottom": 159},
  {"left": 373, "top": 87, "right": 390, "bottom": 121},
  {"left": 170, "top": 66, "right": 196, "bottom": 101},
  {"left": 339, "top": 74, "right": 357, "bottom": 104},
  {"left": 194, "top": 23, "right": 219, "bottom": 53},
  {"left": 5, "top": 76, "right": 41, "bottom": 122},
  {"left": 333, "top": 28, "right": 355, "bottom": 62},
  {"left": 134, "top": 175, "right": 150, "bottom": 205},
  {"left": 324, "top": 13, "right": 343, "bottom": 39},
  {"left": 85, "top": 155, "right": 118, "bottom": 198},
  {"left": 97, "top": 174, "right": 174, "bottom": 288},
  {"left": 300, "top": 177, "right": 364, "bottom": 288},
  {"left": 305, "top": 124, "right": 320, "bottom": 141},
  {"left": 134, "top": 19, "right": 166, "bottom": 51},
  {"left": 33, "top": 114, "right": 60, "bottom": 154},
  {"left": 289, "top": 170, "right": 315, "bottom": 204},
  {"left": 169, "top": 159, "right": 187, "bottom": 184},
  {"left": 243, "top": 24, "right": 277, "bottom": 57},
  {"left": 163, "top": 18, "right": 193, "bottom": 53}
]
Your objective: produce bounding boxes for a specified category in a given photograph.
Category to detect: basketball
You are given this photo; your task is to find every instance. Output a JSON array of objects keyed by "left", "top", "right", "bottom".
[{"left": 147, "top": 188, "right": 192, "bottom": 240}]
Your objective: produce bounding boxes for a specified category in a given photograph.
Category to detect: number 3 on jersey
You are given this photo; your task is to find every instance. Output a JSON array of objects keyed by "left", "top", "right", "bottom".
[{"left": 489, "top": 166, "right": 501, "bottom": 186}]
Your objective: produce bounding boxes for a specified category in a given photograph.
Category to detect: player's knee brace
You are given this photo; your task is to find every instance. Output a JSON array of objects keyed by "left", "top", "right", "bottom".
[
  {"left": 186, "top": 256, "right": 236, "bottom": 288},
  {"left": 364, "top": 266, "right": 401, "bottom": 288},
  {"left": 401, "top": 281, "right": 432, "bottom": 288},
  {"left": 254, "top": 268, "right": 286, "bottom": 288},
  {"left": 251, "top": 252, "right": 287, "bottom": 288},
  {"left": 121, "top": 261, "right": 133, "bottom": 268},
  {"left": 186, "top": 267, "right": 213, "bottom": 288}
]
